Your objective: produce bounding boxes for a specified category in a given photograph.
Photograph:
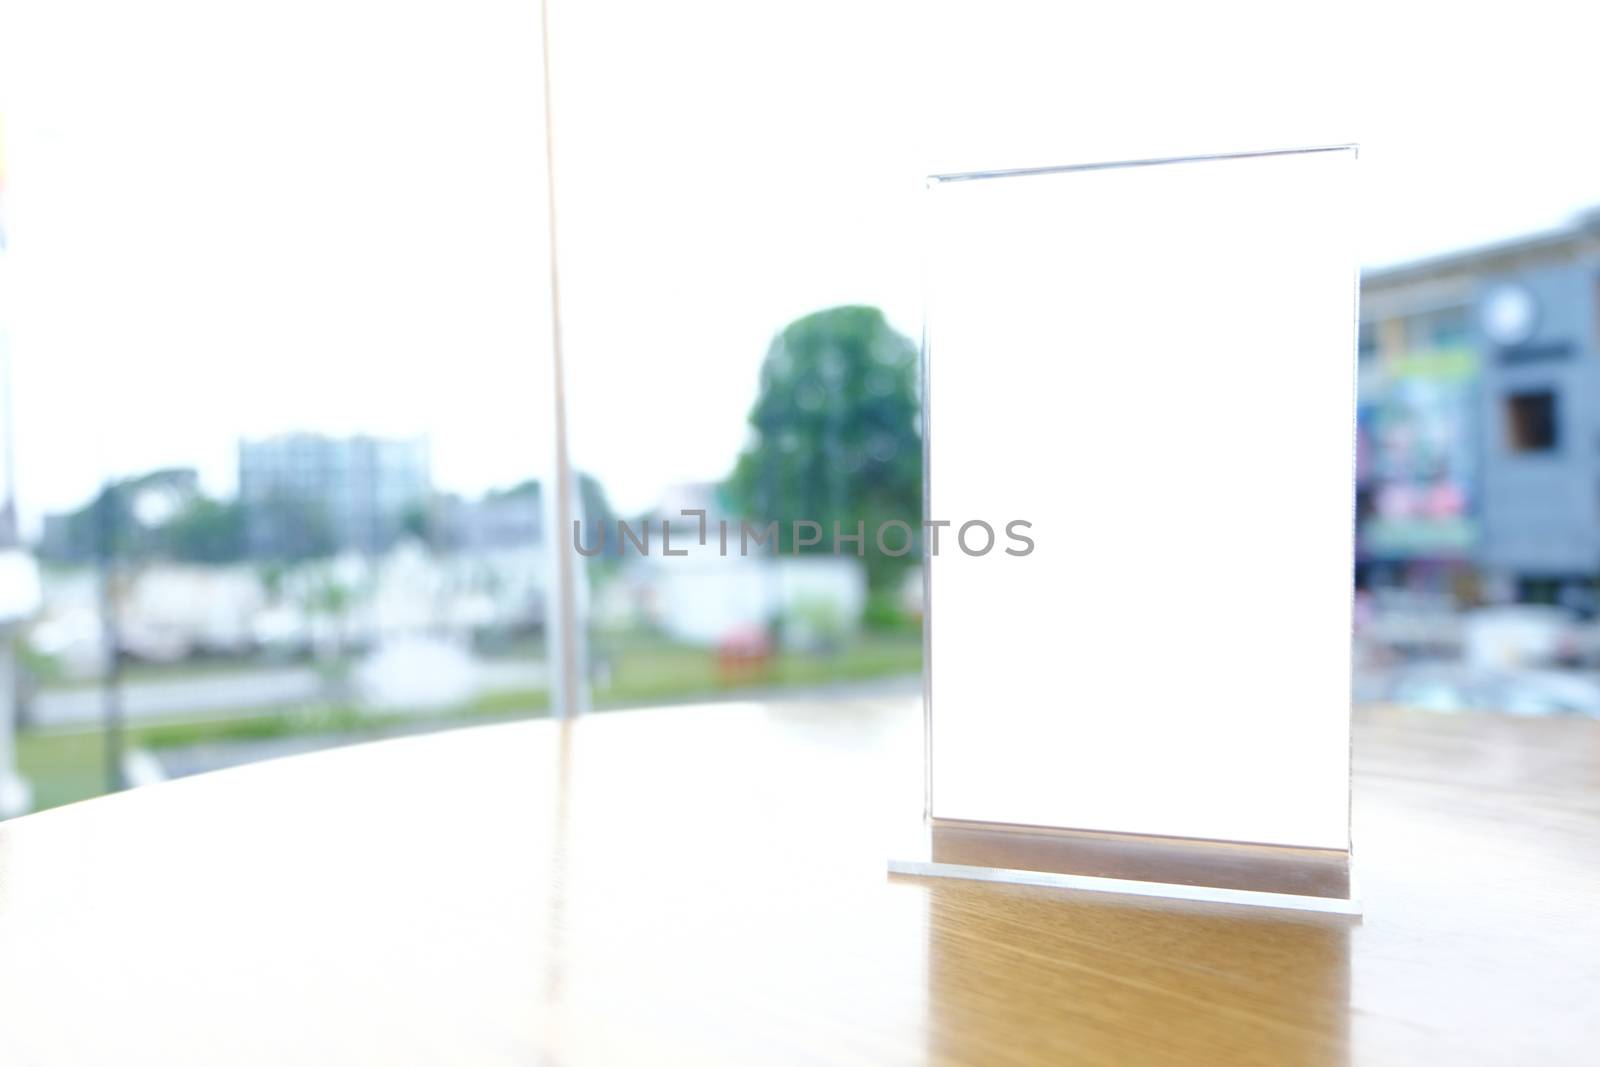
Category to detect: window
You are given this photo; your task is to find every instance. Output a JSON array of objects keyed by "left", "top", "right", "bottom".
[
  {"left": 1594, "top": 274, "right": 1600, "bottom": 349},
  {"left": 1425, "top": 307, "right": 1472, "bottom": 348},
  {"left": 1506, "top": 390, "right": 1559, "bottom": 453},
  {"left": 1402, "top": 307, "right": 1471, "bottom": 351}
]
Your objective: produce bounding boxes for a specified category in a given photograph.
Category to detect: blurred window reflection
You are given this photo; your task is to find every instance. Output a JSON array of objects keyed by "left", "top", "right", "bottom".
[{"left": 5, "top": 2, "right": 1600, "bottom": 823}]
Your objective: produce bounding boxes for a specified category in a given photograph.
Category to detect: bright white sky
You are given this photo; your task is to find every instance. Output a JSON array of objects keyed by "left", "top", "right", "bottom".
[{"left": 0, "top": 0, "right": 1596, "bottom": 530}]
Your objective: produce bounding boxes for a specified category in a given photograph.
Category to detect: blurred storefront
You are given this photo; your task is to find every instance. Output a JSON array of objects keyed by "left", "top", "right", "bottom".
[{"left": 1360, "top": 210, "right": 1600, "bottom": 612}]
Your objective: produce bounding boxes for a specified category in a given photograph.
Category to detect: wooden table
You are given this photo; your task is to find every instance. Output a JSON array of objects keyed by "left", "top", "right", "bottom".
[{"left": 0, "top": 698, "right": 1595, "bottom": 1065}]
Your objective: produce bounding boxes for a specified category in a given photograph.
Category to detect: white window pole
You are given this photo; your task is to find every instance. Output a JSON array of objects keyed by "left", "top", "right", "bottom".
[{"left": 539, "top": 0, "right": 589, "bottom": 718}]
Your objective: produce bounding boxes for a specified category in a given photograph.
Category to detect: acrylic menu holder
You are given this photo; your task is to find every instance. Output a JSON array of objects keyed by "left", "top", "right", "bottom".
[{"left": 890, "top": 146, "right": 1361, "bottom": 914}]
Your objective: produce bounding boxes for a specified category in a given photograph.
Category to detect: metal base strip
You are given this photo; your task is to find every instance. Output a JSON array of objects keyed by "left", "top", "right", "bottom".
[{"left": 888, "top": 857, "right": 1362, "bottom": 915}]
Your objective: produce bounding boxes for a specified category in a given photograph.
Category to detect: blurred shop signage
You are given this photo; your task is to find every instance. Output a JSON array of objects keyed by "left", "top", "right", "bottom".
[
  {"left": 1497, "top": 340, "right": 1572, "bottom": 365},
  {"left": 1358, "top": 344, "right": 1478, "bottom": 559}
]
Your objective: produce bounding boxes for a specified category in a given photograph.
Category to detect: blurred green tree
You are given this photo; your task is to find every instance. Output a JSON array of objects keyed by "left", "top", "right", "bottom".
[
  {"left": 727, "top": 305, "right": 921, "bottom": 592},
  {"left": 162, "top": 497, "right": 246, "bottom": 563}
]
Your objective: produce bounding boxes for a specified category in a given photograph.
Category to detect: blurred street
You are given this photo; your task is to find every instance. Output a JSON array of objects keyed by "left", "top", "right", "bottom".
[
  {"left": 33, "top": 667, "right": 318, "bottom": 727},
  {"left": 28, "top": 657, "right": 551, "bottom": 728}
]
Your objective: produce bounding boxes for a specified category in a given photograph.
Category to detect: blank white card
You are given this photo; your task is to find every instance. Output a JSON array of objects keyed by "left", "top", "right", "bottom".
[{"left": 926, "top": 147, "right": 1356, "bottom": 850}]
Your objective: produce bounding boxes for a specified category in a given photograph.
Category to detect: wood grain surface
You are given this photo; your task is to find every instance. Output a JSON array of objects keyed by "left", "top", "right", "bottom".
[{"left": 0, "top": 699, "right": 1595, "bottom": 1065}]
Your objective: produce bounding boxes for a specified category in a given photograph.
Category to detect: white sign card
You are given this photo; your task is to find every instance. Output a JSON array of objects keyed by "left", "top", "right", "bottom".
[{"left": 924, "top": 147, "right": 1357, "bottom": 857}]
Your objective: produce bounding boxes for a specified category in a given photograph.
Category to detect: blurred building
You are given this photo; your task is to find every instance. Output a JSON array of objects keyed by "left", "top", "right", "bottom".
[
  {"left": 1360, "top": 209, "right": 1600, "bottom": 609},
  {"left": 434, "top": 491, "right": 543, "bottom": 551},
  {"left": 239, "top": 434, "right": 429, "bottom": 558}
]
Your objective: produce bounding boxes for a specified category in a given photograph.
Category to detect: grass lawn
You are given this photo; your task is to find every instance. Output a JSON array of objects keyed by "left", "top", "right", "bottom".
[
  {"left": 592, "top": 630, "right": 923, "bottom": 705},
  {"left": 15, "top": 630, "right": 922, "bottom": 814},
  {"left": 28, "top": 652, "right": 313, "bottom": 692},
  {"left": 18, "top": 730, "right": 114, "bottom": 813}
]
